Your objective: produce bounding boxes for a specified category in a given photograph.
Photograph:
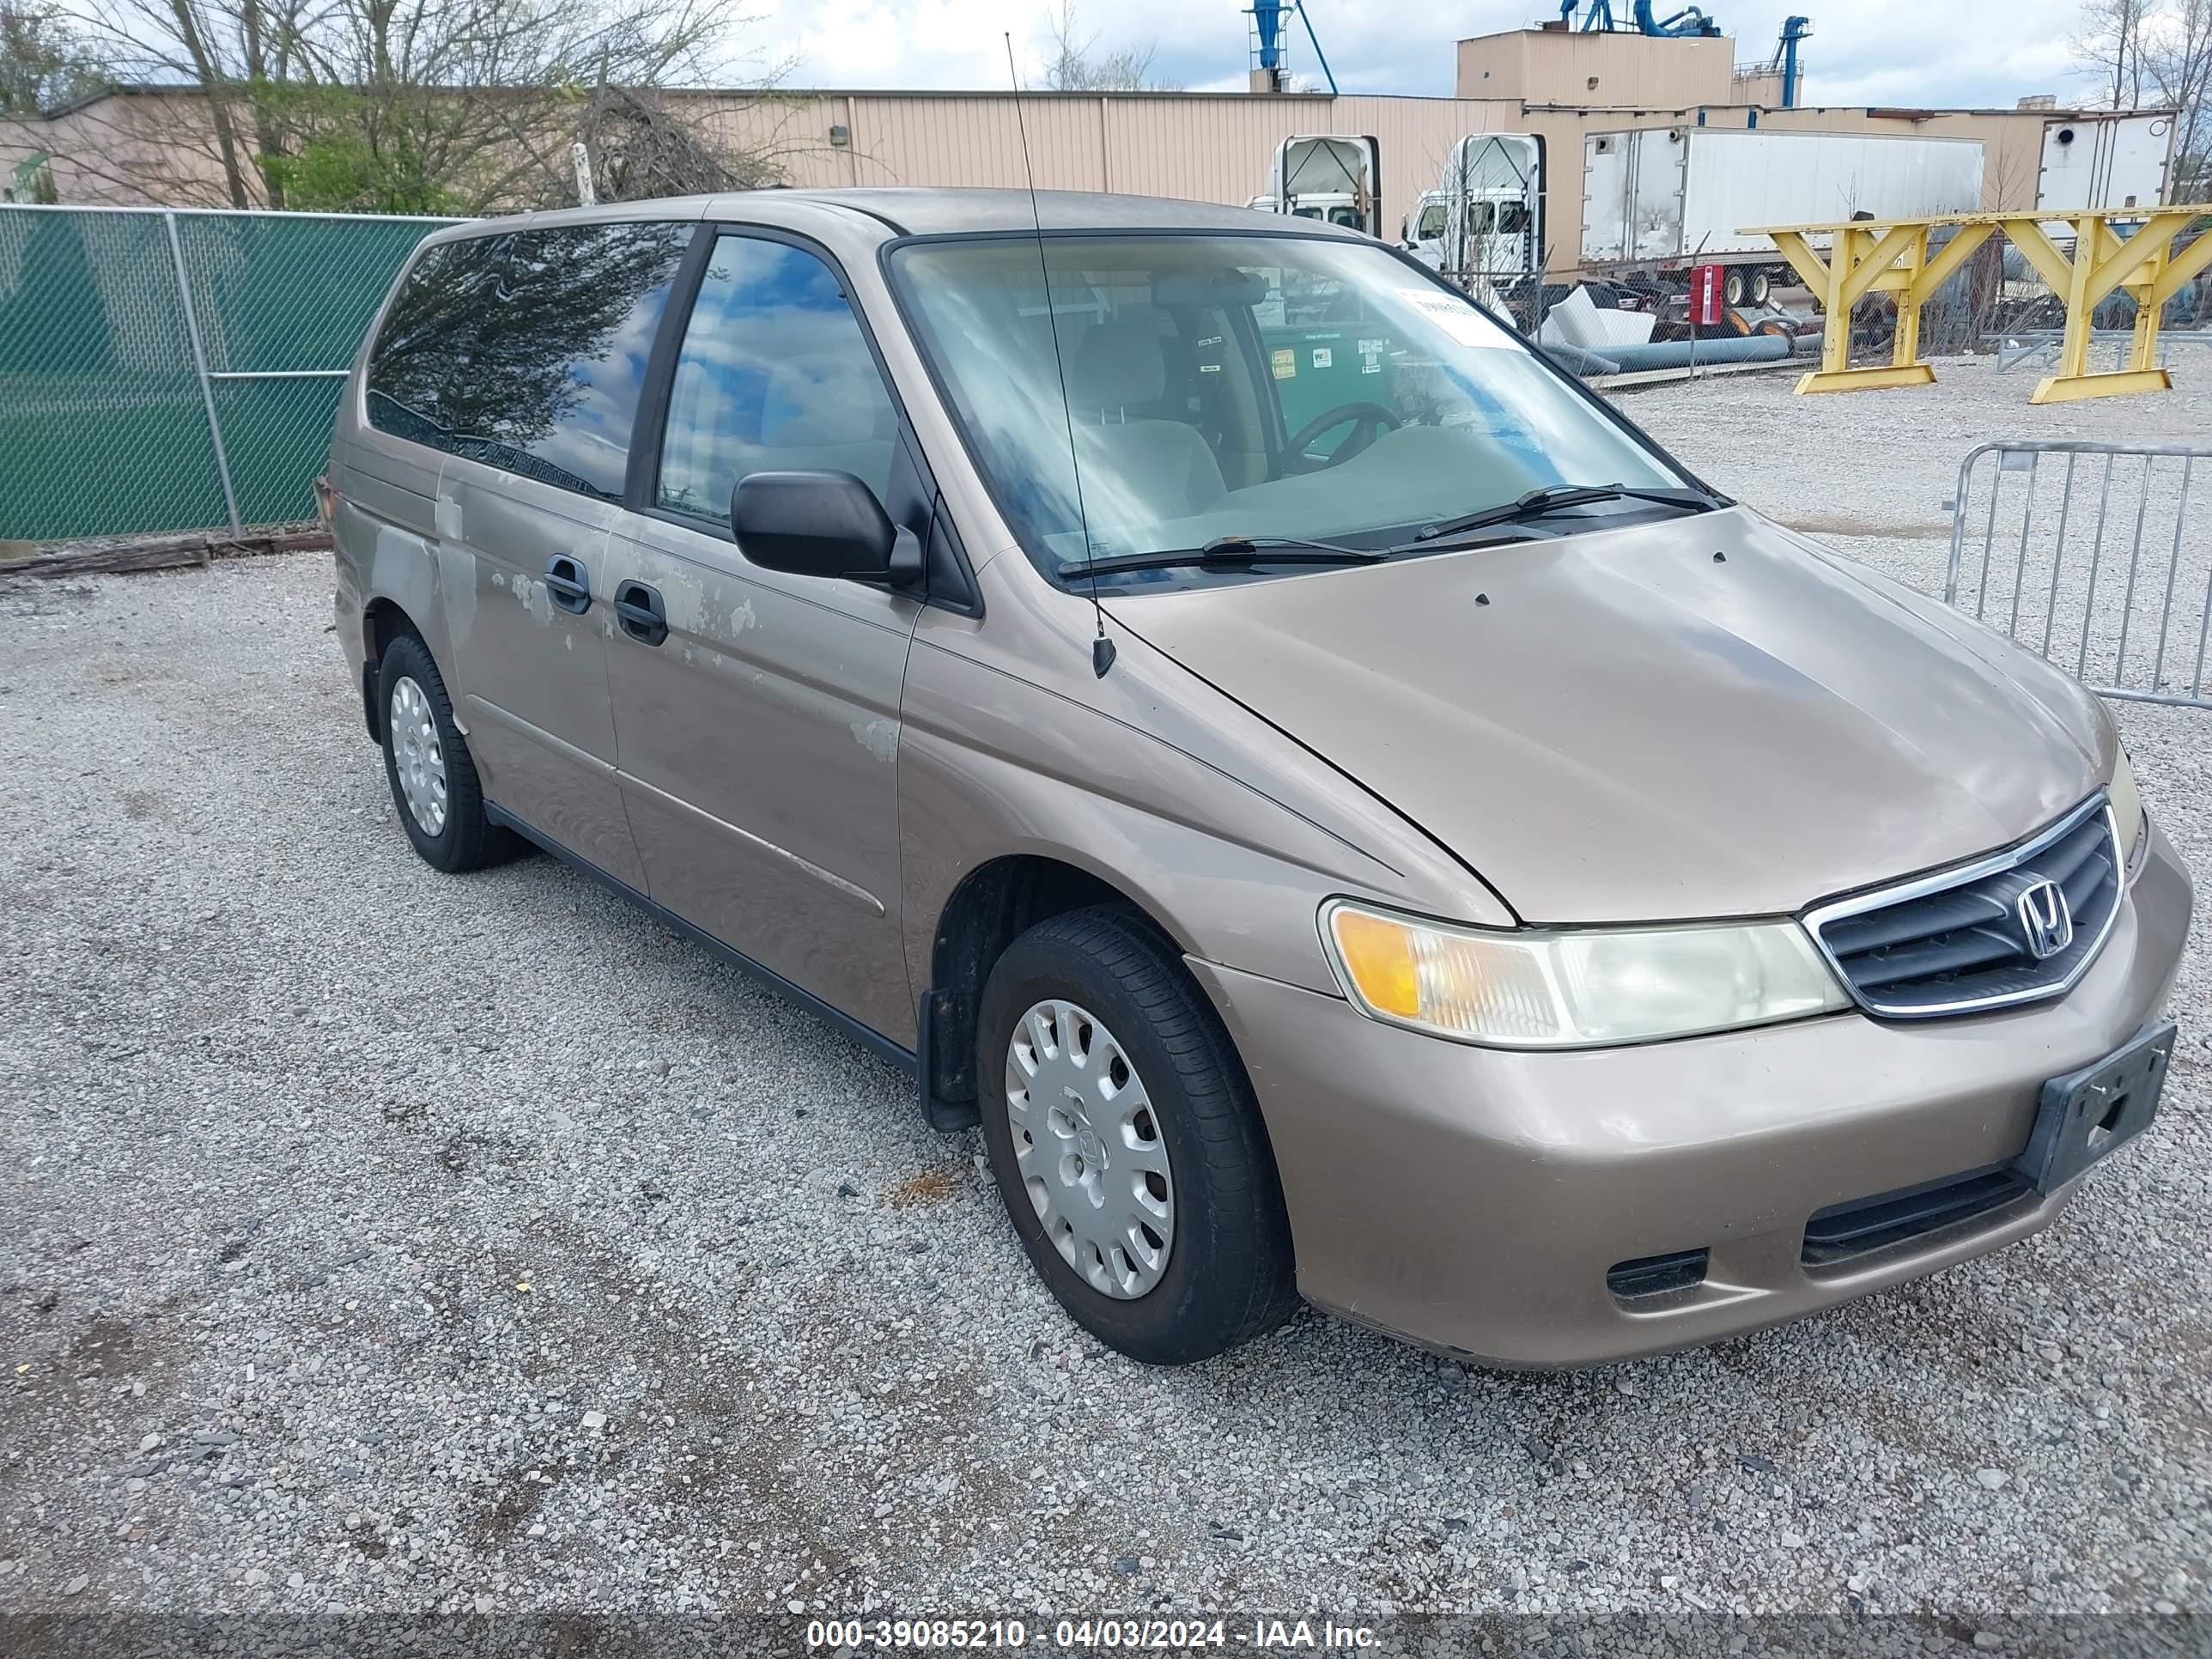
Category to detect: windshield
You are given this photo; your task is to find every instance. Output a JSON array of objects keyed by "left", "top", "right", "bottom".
[{"left": 889, "top": 233, "right": 1686, "bottom": 582}]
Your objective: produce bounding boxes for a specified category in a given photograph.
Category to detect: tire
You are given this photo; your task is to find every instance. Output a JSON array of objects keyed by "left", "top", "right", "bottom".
[
  {"left": 975, "top": 906, "right": 1298, "bottom": 1364},
  {"left": 1747, "top": 268, "right": 1772, "bottom": 307},
  {"left": 376, "top": 631, "right": 517, "bottom": 873},
  {"left": 1723, "top": 267, "right": 1747, "bottom": 308}
]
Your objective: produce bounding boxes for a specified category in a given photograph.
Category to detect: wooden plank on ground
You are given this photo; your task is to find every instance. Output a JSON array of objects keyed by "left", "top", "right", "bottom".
[{"left": 0, "top": 526, "right": 331, "bottom": 580}]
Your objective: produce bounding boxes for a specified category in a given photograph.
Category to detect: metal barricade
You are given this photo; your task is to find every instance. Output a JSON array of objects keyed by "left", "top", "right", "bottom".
[
  {"left": 1995, "top": 330, "right": 2212, "bottom": 374},
  {"left": 1946, "top": 440, "right": 2212, "bottom": 707}
]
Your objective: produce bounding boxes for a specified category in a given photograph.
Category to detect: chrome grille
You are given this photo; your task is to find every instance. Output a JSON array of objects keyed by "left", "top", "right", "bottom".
[{"left": 1805, "top": 797, "right": 2124, "bottom": 1018}]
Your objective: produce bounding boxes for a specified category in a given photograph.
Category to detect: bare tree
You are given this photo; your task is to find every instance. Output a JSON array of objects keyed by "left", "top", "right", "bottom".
[
  {"left": 46, "top": 0, "right": 787, "bottom": 210},
  {"left": 1039, "top": 0, "right": 1178, "bottom": 92},
  {"left": 2143, "top": 0, "right": 2210, "bottom": 197},
  {"left": 573, "top": 82, "right": 789, "bottom": 203},
  {"left": 2075, "top": 0, "right": 2159, "bottom": 107},
  {"left": 1, "top": 0, "right": 106, "bottom": 115}
]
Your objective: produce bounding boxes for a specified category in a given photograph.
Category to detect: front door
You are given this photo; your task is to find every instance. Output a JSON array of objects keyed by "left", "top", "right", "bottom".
[{"left": 603, "top": 230, "right": 922, "bottom": 1042}]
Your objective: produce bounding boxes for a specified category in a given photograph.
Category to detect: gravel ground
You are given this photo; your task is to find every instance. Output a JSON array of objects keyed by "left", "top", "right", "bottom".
[{"left": 3, "top": 358, "right": 2209, "bottom": 1633}]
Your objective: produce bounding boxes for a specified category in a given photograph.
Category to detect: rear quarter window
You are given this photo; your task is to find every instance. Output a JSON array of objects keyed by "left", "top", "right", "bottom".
[{"left": 366, "top": 222, "right": 693, "bottom": 500}]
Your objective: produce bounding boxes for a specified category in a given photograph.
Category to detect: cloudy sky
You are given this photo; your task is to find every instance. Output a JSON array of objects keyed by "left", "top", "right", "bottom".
[{"left": 738, "top": 1, "right": 2100, "bottom": 112}]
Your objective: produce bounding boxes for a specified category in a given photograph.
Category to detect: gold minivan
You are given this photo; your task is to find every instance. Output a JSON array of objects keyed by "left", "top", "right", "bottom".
[{"left": 328, "top": 189, "right": 2190, "bottom": 1367}]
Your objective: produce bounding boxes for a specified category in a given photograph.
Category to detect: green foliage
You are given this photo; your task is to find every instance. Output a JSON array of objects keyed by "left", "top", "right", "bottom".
[
  {"left": 258, "top": 131, "right": 461, "bottom": 216},
  {"left": 0, "top": 0, "right": 108, "bottom": 115}
]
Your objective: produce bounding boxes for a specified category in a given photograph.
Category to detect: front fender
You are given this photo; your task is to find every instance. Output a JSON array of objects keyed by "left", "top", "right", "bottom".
[{"left": 897, "top": 569, "right": 1511, "bottom": 1006}]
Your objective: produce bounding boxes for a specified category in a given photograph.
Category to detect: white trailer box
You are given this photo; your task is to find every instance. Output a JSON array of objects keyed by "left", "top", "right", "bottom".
[
  {"left": 1267, "top": 135, "right": 1382, "bottom": 235},
  {"left": 1580, "top": 128, "right": 1985, "bottom": 267},
  {"left": 2036, "top": 112, "right": 2173, "bottom": 211}
]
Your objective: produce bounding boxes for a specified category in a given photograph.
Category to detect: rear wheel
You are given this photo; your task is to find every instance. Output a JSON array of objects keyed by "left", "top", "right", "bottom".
[
  {"left": 1723, "top": 267, "right": 1747, "bottom": 308},
  {"left": 976, "top": 907, "right": 1297, "bottom": 1364},
  {"left": 377, "top": 632, "right": 516, "bottom": 873}
]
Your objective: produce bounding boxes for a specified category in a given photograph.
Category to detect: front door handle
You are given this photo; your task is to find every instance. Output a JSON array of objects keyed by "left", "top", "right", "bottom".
[
  {"left": 613, "top": 580, "right": 668, "bottom": 647},
  {"left": 544, "top": 554, "right": 591, "bottom": 614}
]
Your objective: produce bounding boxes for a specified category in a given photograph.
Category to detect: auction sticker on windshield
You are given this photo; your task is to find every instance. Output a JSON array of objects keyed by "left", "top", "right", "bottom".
[{"left": 1395, "top": 287, "right": 1506, "bottom": 347}]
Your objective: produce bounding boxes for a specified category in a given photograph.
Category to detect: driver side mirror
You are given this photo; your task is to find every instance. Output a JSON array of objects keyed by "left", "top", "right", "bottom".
[{"left": 730, "top": 470, "right": 922, "bottom": 586}]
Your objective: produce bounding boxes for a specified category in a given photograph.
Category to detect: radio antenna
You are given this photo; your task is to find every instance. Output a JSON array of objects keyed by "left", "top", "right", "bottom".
[{"left": 1005, "top": 32, "right": 1114, "bottom": 678}]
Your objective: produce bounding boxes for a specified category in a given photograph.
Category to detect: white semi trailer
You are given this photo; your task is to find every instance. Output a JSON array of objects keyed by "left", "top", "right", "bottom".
[{"left": 1579, "top": 127, "right": 1987, "bottom": 305}]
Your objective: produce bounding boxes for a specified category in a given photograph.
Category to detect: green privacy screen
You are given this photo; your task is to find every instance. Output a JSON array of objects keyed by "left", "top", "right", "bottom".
[{"left": 0, "top": 206, "right": 457, "bottom": 543}]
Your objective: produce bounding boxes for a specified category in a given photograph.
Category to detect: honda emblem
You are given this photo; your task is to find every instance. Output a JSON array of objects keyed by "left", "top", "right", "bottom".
[{"left": 2015, "top": 879, "right": 2074, "bottom": 961}]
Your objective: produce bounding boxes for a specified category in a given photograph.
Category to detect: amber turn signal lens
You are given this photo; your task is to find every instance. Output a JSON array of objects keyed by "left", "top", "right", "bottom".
[{"left": 1327, "top": 907, "right": 1421, "bottom": 1018}]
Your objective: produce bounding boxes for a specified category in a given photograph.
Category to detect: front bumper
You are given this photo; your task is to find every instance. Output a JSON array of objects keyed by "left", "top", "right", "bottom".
[{"left": 1191, "top": 821, "right": 2191, "bottom": 1368}]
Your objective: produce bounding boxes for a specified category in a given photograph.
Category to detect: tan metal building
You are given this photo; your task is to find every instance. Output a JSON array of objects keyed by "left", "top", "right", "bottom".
[
  {"left": 672, "top": 85, "right": 2166, "bottom": 274},
  {"left": 1458, "top": 26, "right": 1742, "bottom": 106},
  {"left": 3, "top": 25, "right": 2177, "bottom": 276}
]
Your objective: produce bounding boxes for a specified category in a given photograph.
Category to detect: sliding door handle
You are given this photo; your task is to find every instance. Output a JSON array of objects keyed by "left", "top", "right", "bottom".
[
  {"left": 544, "top": 554, "right": 591, "bottom": 614},
  {"left": 613, "top": 580, "right": 668, "bottom": 647}
]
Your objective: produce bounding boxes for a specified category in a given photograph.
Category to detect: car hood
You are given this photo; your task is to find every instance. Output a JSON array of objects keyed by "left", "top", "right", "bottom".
[{"left": 1106, "top": 507, "right": 2112, "bottom": 924}]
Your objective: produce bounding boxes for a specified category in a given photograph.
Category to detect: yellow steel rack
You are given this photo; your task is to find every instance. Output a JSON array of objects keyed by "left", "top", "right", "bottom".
[{"left": 1747, "top": 207, "right": 2212, "bottom": 403}]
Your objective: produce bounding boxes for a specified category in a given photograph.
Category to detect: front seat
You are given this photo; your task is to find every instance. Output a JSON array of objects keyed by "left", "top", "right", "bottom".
[{"left": 1064, "top": 316, "right": 1228, "bottom": 525}]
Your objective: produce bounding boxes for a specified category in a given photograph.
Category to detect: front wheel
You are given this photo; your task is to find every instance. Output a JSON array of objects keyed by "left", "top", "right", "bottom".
[{"left": 976, "top": 907, "right": 1297, "bottom": 1364}]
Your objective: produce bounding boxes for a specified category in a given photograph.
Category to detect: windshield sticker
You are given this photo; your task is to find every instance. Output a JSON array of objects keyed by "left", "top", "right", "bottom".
[
  {"left": 1394, "top": 287, "right": 1503, "bottom": 349},
  {"left": 1271, "top": 348, "right": 1297, "bottom": 380},
  {"left": 1311, "top": 347, "right": 1333, "bottom": 369}
]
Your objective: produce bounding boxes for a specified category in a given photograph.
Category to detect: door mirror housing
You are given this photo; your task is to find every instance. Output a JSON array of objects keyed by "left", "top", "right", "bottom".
[{"left": 730, "top": 471, "right": 921, "bottom": 586}]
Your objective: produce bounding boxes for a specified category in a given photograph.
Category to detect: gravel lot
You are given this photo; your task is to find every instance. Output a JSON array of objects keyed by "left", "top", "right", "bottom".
[{"left": 3, "top": 358, "right": 2209, "bottom": 1634}]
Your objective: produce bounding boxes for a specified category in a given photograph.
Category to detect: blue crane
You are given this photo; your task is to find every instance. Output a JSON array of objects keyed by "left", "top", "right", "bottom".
[
  {"left": 1248, "top": 2, "right": 1338, "bottom": 94},
  {"left": 1556, "top": 5, "right": 1812, "bottom": 106},
  {"left": 1770, "top": 15, "right": 1812, "bottom": 108},
  {"left": 1558, "top": 0, "right": 1723, "bottom": 37}
]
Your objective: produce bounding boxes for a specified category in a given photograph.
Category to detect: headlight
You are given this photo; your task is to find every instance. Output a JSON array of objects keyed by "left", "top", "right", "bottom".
[
  {"left": 1322, "top": 901, "right": 1850, "bottom": 1049},
  {"left": 2110, "top": 749, "right": 2145, "bottom": 859}
]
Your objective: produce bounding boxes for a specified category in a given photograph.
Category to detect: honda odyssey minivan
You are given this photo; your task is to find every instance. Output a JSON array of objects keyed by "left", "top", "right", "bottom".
[{"left": 327, "top": 189, "right": 2190, "bottom": 1368}]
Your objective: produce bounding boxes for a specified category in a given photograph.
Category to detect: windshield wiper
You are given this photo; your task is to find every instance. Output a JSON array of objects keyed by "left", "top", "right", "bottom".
[
  {"left": 1395, "top": 483, "right": 1720, "bottom": 550},
  {"left": 1059, "top": 533, "right": 1388, "bottom": 580}
]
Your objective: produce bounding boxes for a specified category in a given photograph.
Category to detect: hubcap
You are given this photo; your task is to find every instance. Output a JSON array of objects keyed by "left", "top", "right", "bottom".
[
  {"left": 388, "top": 676, "right": 448, "bottom": 836},
  {"left": 1006, "top": 999, "right": 1174, "bottom": 1299}
]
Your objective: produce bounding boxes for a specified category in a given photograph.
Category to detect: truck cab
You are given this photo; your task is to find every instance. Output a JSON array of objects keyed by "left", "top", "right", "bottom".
[
  {"left": 1267, "top": 135, "right": 1382, "bottom": 238},
  {"left": 1412, "top": 135, "right": 1546, "bottom": 308},
  {"left": 1402, "top": 191, "right": 1449, "bottom": 267}
]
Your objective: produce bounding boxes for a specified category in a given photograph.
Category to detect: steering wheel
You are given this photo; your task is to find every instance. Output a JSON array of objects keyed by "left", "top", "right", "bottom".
[{"left": 1282, "top": 401, "right": 1401, "bottom": 471}]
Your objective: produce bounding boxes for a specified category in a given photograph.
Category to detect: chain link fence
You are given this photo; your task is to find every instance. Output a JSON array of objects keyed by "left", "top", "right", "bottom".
[{"left": 0, "top": 205, "right": 459, "bottom": 544}]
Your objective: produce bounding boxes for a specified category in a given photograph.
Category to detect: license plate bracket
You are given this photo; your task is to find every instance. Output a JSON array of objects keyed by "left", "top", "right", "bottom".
[{"left": 2014, "top": 1021, "right": 2175, "bottom": 1195}]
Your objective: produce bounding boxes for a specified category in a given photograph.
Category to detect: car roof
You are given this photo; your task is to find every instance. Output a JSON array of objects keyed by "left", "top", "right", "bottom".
[
  {"left": 761, "top": 187, "right": 1361, "bottom": 239},
  {"left": 420, "top": 187, "right": 1366, "bottom": 244}
]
